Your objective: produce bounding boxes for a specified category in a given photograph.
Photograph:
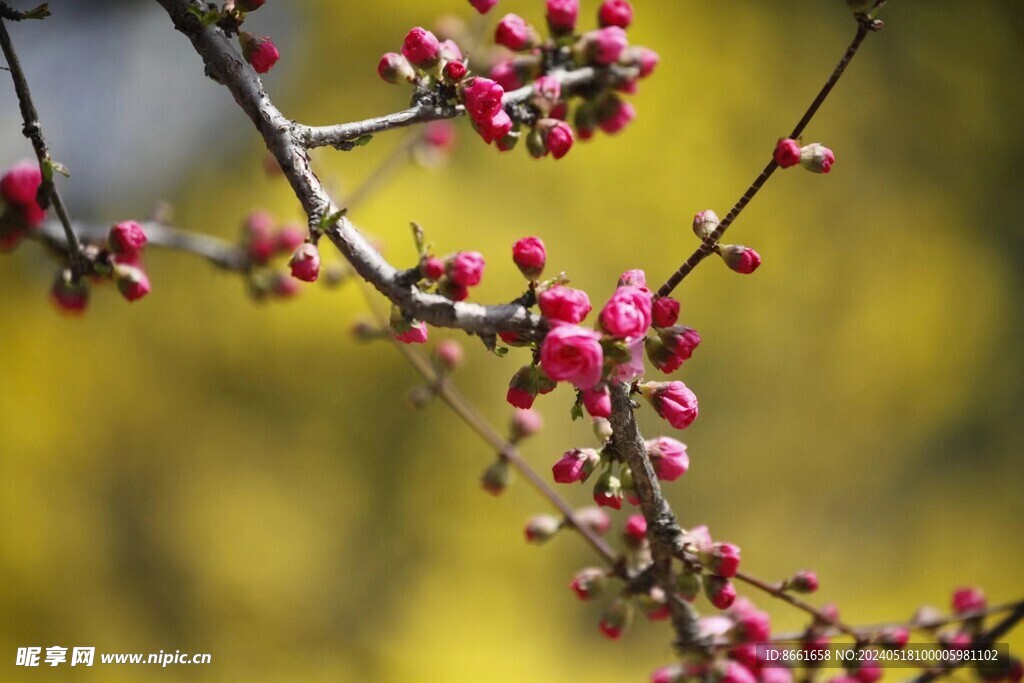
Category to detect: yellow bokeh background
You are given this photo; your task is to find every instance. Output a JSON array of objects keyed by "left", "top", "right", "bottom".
[{"left": 2, "top": 1, "right": 1022, "bottom": 680}]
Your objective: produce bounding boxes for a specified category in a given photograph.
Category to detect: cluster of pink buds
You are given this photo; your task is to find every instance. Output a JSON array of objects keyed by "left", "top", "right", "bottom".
[
  {"left": 693, "top": 209, "right": 763, "bottom": 275},
  {"left": 774, "top": 138, "right": 836, "bottom": 174},
  {"left": 240, "top": 210, "right": 339, "bottom": 301},
  {"left": 417, "top": 248, "right": 486, "bottom": 304},
  {"left": 378, "top": 25, "right": 467, "bottom": 94},
  {"left": 0, "top": 160, "right": 46, "bottom": 250}
]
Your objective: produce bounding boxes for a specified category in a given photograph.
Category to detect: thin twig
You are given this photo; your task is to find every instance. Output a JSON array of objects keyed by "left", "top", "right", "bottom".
[
  {"left": 656, "top": 19, "right": 876, "bottom": 298},
  {"left": 0, "top": 14, "right": 84, "bottom": 270}
]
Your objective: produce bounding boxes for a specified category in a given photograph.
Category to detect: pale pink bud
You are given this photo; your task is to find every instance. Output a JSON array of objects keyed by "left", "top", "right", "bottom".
[
  {"left": 439, "top": 39, "right": 463, "bottom": 62},
  {"left": 637, "top": 47, "right": 659, "bottom": 78},
  {"left": 719, "top": 244, "right": 762, "bottom": 274},
  {"left": 113, "top": 263, "right": 151, "bottom": 303},
  {"left": 693, "top": 209, "right": 720, "bottom": 240},
  {"left": 435, "top": 339, "right": 464, "bottom": 371},
  {"left": 495, "top": 13, "right": 536, "bottom": 51},
  {"left": 510, "top": 408, "right": 543, "bottom": 440},
  {"left": 378, "top": 52, "right": 415, "bottom": 84},
  {"left": 240, "top": 32, "right": 279, "bottom": 74},
  {"left": 705, "top": 575, "right": 737, "bottom": 610},
  {"left": 652, "top": 297, "right": 680, "bottom": 328},
  {"left": 600, "top": 285, "right": 653, "bottom": 339},
  {"left": 447, "top": 250, "right": 485, "bottom": 287},
  {"left": 512, "top": 236, "right": 546, "bottom": 279},
  {"left": 574, "top": 506, "right": 611, "bottom": 535},
  {"left": 108, "top": 220, "right": 147, "bottom": 258},
  {"left": 800, "top": 143, "right": 835, "bottom": 173},
  {"left": 599, "top": 0, "right": 633, "bottom": 28},
  {"left": 774, "top": 138, "right": 802, "bottom": 168},
  {"left": 641, "top": 381, "right": 699, "bottom": 430},
  {"left": 646, "top": 325, "right": 701, "bottom": 373},
  {"left": 582, "top": 385, "right": 612, "bottom": 418},
  {"left": 275, "top": 225, "right": 305, "bottom": 253},
  {"left": 952, "top": 586, "right": 987, "bottom": 615},
  {"left": 288, "top": 243, "right": 320, "bottom": 282},
  {"left": 468, "top": 0, "right": 499, "bottom": 14},
  {"left": 788, "top": 570, "right": 819, "bottom": 593},
  {"left": 243, "top": 210, "right": 275, "bottom": 265},
  {"left": 618, "top": 268, "right": 648, "bottom": 290},
  {"left": 533, "top": 76, "right": 562, "bottom": 106},
  {"left": 538, "top": 285, "right": 591, "bottom": 323},
  {"left": 590, "top": 26, "right": 628, "bottom": 66},
  {"left": 552, "top": 447, "right": 599, "bottom": 484},
  {"left": 645, "top": 436, "right": 689, "bottom": 481},
  {"left": 401, "top": 27, "right": 441, "bottom": 68},
  {"left": 490, "top": 60, "right": 524, "bottom": 91},
  {"left": 524, "top": 514, "right": 562, "bottom": 544},
  {"left": 546, "top": 0, "right": 579, "bottom": 34},
  {"left": 540, "top": 324, "right": 604, "bottom": 390},
  {"left": 570, "top": 567, "right": 607, "bottom": 600},
  {"left": 273, "top": 273, "right": 300, "bottom": 298}
]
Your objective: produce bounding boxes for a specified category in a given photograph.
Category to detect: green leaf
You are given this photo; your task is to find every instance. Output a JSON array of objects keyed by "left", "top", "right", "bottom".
[
  {"left": 23, "top": 4, "right": 50, "bottom": 19},
  {"left": 410, "top": 222, "right": 427, "bottom": 258},
  {"left": 352, "top": 134, "right": 373, "bottom": 147},
  {"left": 317, "top": 208, "right": 347, "bottom": 233},
  {"left": 570, "top": 397, "right": 584, "bottom": 422}
]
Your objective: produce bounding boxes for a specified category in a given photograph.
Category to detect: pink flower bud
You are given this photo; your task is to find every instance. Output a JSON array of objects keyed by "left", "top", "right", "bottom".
[
  {"left": 435, "top": 339, "right": 464, "bottom": 371},
  {"left": 489, "top": 60, "right": 524, "bottom": 91},
  {"left": 481, "top": 459, "right": 511, "bottom": 495},
  {"left": 243, "top": 210, "right": 275, "bottom": 265},
  {"left": 582, "top": 385, "right": 612, "bottom": 418},
  {"left": 597, "top": 98, "right": 636, "bottom": 134},
  {"left": 646, "top": 325, "right": 701, "bottom": 374},
  {"left": 447, "top": 250, "right": 485, "bottom": 287},
  {"left": 540, "top": 324, "right": 604, "bottom": 390},
  {"left": 593, "top": 471, "right": 623, "bottom": 509},
  {"left": 853, "top": 661, "right": 882, "bottom": 683},
  {"left": 507, "top": 365, "right": 539, "bottom": 409},
  {"left": 1, "top": 160, "right": 43, "bottom": 212},
  {"left": 677, "top": 570, "right": 702, "bottom": 602},
  {"left": 719, "top": 244, "right": 762, "bottom": 274},
  {"left": 533, "top": 76, "right": 562, "bottom": 107},
  {"left": 599, "top": 597, "right": 633, "bottom": 640},
  {"left": 599, "top": 0, "right": 633, "bottom": 28},
  {"left": 288, "top": 243, "right": 320, "bottom": 282},
  {"left": 538, "top": 285, "right": 592, "bottom": 324},
  {"left": 113, "top": 263, "right": 151, "bottom": 303},
  {"left": 729, "top": 598, "right": 771, "bottom": 642},
  {"left": 474, "top": 109, "right": 514, "bottom": 144},
  {"left": 700, "top": 542, "right": 741, "bottom": 578},
  {"left": 693, "top": 209, "right": 720, "bottom": 240},
  {"left": 539, "top": 119, "right": 574, "bottom": 160},
  {"left": 636, "top": 47, "right": 659, "bottom": 78},
  {"left": 463, "top": 77, "right": 505, "bottom": 121},
  {"left": 272, "top": 273, "right": 300, "bottom": 298},
  {"left": 275, "top": 225, "right": 305, "bottom": 253},
  {"left": 239, "top": 32, "right": 279, "bottom": 74},
  {"left": 512, "top": 236, "right": 546, "bottom": 279},
  {"left": 420, "top": 256, "right": 446, "bottom": 280},
  {"left": 510, "top": 408, "right": 543, "bottom": 440},
  {"left": 652, "top": 297, "right": 680, "bottom": 328},
  {"left": 705, "top": 575, "right": 737, "bottom": 610},
  {"left": 378, "top": 52, "right": 415, "bottom": 84},
  {"left": 590, "top": 26, "right": 628, "bottom": 66},
  {"left": 393, "top": 320, "right": 429, "bottom": 344},
  {"left": 439, "top": 39, "right": 463, "bottom": 62},
  {"left": 570, "top": 567, "right": 607, "bottom": 600},
  {"left": 524, "top": 514, "right": 562, "bottom": 544},
  {"left": 552, "top": 447, "right": 599, "bottom": 484},
  {"left": 788, "top": 570, "right": 819, "bottom": 594},
  {"left": 546, "top": 0, "right": 579, "bottom": 34},
  {"left": 495, "top": 14, "right": 536, "bottom": 51},
  {"left": 645, "top": 436, "right": 689, "bottom": 481},
  {"left": 443, "top": 60, "right": 467, "bottom": 82},
  {"left": 800, "top": 143, "right": 836, "bottom": 173},
  {"left": 108, "top": 220, "right": 148, "bottom": 258},
  {"left": 880, "top": 627, "right": 909, "bottom": 649},
  {"left": 574, "top": 506, "right": 611, "bottom": 535},
  {"left": 593, "top": 417, "right": 614, "bottom": 442},
  {"left": 641, "top": 381, "right": 699, "bottom": 430},
  {"left": 600, "top": 285, "right": 652, "bottom": 339},
  {"left": 50, "top": 272, "right": 88, "bottom": 315},
  {"left": 401, "top": 27, "right": 441, "bottom": 68},
  {"left": 624, "top": 514, "right": 647, "bottom": 541},
  {"left": 774, "top": 138, "right": 802, "bottom": 168},
  {"left": 468, "top": 0, "right": 499, "bottom": 14},
  {"left": 951, "top": 586, "right": 987, "bottom": 615}
]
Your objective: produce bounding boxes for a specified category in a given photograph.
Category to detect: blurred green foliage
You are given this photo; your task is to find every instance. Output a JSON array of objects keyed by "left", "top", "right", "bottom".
[{"left": 2, "top": 1, "right": 1023, "bottom": 680}]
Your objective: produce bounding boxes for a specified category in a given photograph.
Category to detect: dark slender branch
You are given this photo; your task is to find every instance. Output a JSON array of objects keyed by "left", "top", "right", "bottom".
[
  {"left": 656, "top": 20, "right": 875, "bottom": 298},
  {"left": 908, "top": 601, "right": 1024, "bottom": 683},
  {"left": 0, "top": 13, "right": 84, "bottom": 269},
  {"left": 732, "top": 570, "right": 861, "bottom": 640}
]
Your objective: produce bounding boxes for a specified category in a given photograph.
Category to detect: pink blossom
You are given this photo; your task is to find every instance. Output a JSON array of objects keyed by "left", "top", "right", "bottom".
[
  {"left": 443, "top": 60, "right": 467, "bottom": 82},
  {"left": 543, "top": 120, "right": 574, "bottom": 159},
  {"left": 510, "top": 408, "right": 543, "bottom": 440},
  {"left": 468, "top": 0, "right": 499, "bottom": 14},
  {"left": 538, "top": 285, "right": 592, "bottom": 324},
  {"left": 729, "top": 598, "right": 770, "bottom": 641},
  {"left": 240, "top": 32, "right": 279, "bottom": 74},
  {"left": 0, "top": 160, "right": 42, "bottom": 207},
  {"left": 705, "top": 576, "right": 737, "bottom": 610},
  {"left": 582, "top": 385, "right": 611, "bottom": 418},
  {"left": 552, "top": 448, "right": 598, "bottom": 484},
  {"left": 642, "top": 381, "right": 699, "bottom": 430},
  {"left": 447, "top": 251, "right": 485, "bottom": 287},
  {"left": 463, "top": 77, "right": 505, "bottom": 121},
  {"left": 546, "top": 0, "right": 579, "bottom": 33},
  {"left": 598, "top": 99, "right": 636, "bottom": 134},
  {"left": 506, "top": 365, "right": 538, "bottom": 409},
  {"left": 774, "top": 138, "right": 802, "bottom": 168},
  {"left": 599, "top": 0, "right": 633, "bottom": 28},
  {"left": 495, "top": 14, "right": 534, "bottom": 51},
  {"left": 288, "top": 243, "right": 320, "bottom": 282},
  {"left": 652, "top": 297, "right": 680, "bottom": 328},
  {"left": 420, "top": 256, "right": 445, "bottom": 280},
  {"left": 591, "top": 26, "right": 628, "bottom": 66},
  {"left": 646, "top": 436, "right": 689, "bottom": 481},
  {"left": 789, "top": 570, "right": 819, "bottom": 593},
  {"left": 476, "top": 109, "right": 513, "bottom": 144},
  {"left": 108, "top": 221, "right": 148, "bottom": 258},
  {"left": 951, "top": 586, "right": 987, "bottom": 615},
  {"left": 114, "top": 264, "right": 151, "bottom": 303},
  {"left": 574, "top": 506, "right": 611, "bottom": 535},
  {"left": 489, "top": 60, "right": 523, "bottom": 91},
  {"left": 760, "top": 668, "right": 794, "bottom": 683},
  {"left": 540, "top": 325, "right": 604, "bottom": 389},
  {"left": 533, "top": 75, "right": 562, "bottom": 104},
  {"left": 435, "top": 339, "right": 464, "bottom": 371},
  {"left": 636, "top": 47, "right": 659, "bottom": 78},
  {"left": 570, "top": 567, "right": 606, "bottom": 600},
  {"left": 275, "top": 225, "right": 306, "bottom": 253},
  {"left": 854, "top": 661, "right": 882, "bottom": 683},
  {"left": 394, "top": 321, "right": 429, "bottom": 344},
  {"left": 618, "top": 268, "right": 648, "bottom": 290},
  {"left": 377, "top": 52, "right": 414, "bottom": 83},
  {"left": 273, "top": 274, "right": 300, "bottom": 298},
  {"left": 720, "top": 245, "right": 762, "bottom": 274},
  {"left": 401, "top": 27, "right": 441, "bottom": 68},
  {"left": 512, "top": 236, "right": 546, "bottom": 279},
  {"left": 624, "top": 514, "right": 647, "bottom": 540},
  {"left": 610, "top": 338, "right": 645, "bottom": 383},
  {"left": 600, "top": 285, "right": 652, "bottom": 339}
]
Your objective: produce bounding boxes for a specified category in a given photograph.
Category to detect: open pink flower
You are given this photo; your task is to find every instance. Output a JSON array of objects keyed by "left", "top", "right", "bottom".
[
  {"left": 600, "top": 285, "right": 652, "bottom": 339},
  {"left": 540, "top": 324, "right": 603, "bottom": 389},
  {"left": 646, "top": 436, "right": 689, "bottom": 481},
  {"left": 538, "top": 285, "right": 591, "bottom": 324}
]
